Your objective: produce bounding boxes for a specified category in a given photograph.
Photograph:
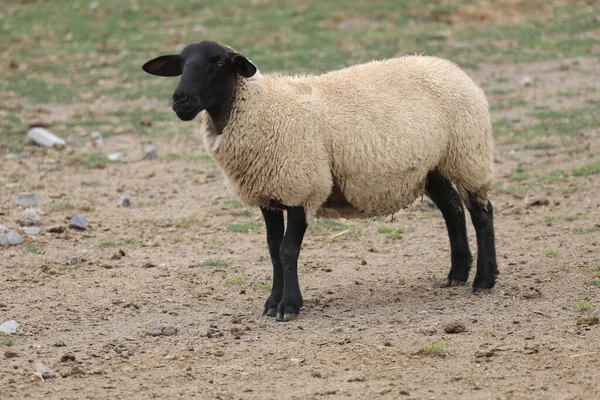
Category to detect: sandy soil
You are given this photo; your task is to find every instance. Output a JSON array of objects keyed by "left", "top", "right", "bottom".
[{"left": 1, "top": 58, "right": 599, "bottom": 399}]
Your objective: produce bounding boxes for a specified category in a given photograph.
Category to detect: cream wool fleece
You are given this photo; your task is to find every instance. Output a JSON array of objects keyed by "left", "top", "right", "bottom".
[{"left": 202, "top": 56, "right": 494, "bottom": 219}]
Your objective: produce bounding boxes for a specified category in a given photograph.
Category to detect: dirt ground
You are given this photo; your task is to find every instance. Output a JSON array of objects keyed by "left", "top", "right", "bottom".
[{"left": 1, "top": 57, "right": 599, "bottom": 399}]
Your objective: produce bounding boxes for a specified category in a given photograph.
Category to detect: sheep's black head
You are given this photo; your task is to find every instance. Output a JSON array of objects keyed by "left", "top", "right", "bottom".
[{"left": 142, "top": 41, "right": 257, "bottom": 121}]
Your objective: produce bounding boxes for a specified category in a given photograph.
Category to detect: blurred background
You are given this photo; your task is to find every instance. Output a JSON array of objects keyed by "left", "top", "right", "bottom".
[{"left": 1, "top": 0, "right": 598, "bottom": 153}]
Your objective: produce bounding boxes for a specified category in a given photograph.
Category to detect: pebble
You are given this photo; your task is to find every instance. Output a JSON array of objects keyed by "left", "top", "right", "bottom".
[
  {"left": 68, "top": 215, "right": 88, "bottom": 230},
  {"left": 107, "top": 152, "right": 122, "bottom": 162},
  {"left": 443, "top": 322, "right": 466, "bottom": 334},
  {"left": 60, "top": 353, "right": 76, "bottom": 362},
  {"left": 119, "top": 195, "right": 131, "bottom": 207},
  {"left": 90, "top": 131, "right": 104, "bottom": 147},
  {"left": 520, "top": 75, "right": 533, "bottom": 87},
  {"left": 21, "top": 226, "right": 41, "bottom": 235},
  {"left": 15, "top": 192, "right": 44, "bottom": 207},
  {"left": 0, "top": 320, "right": 21, "bottom": 334},
  {"left": 475, "top": 349, "right": 495, "bottom": 358},
  {"left": 47, "top": 225, "right": 66, "bottom": 233},
  {"left": 0, "top": 226, "right": 22, "bottom": 246},
  {"left": 35, "top": 362, "right": 55, "bottom": 379},
  {"left": 144, "top": 145, "right": 159, "bottom": 160},
  {"left": 27, "top": 127, "right": 66, "bottom": 149},
  {"left": 20, "top": 208, "right": 44, "bottom": 226},
  {"left": 146, "top": 326, "right": 178, "bottom": 336}
]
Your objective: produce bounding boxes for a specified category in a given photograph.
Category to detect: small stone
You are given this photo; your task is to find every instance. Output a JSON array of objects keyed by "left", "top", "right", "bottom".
[
  {"left": 520, "top": 75, "right": 533, "bottom": 87},
  {"left": 107, "top": 152, "right": 122, "bottom": 162},
  {"left": 16, "top": 192, "right": 44, "bottom": 207},
  {"left": 68, "top": 215, "right": 88, "bottom": 230},
  {"left": 443, "top": 322, "right": 466, "bottom": 334},
  {"left": 20, "top": 208, "right": 43, "bottom": 226},
  {"left": 144, "top": 145, "right": 159, "bottom": 160},
  {"left": 27, "top": 127, "right": 66, "bottom": 149},
  {"left": 119, "top": 195, "right": 131, "bottom": 207},
  {"left": 21, "top": 226, "right": 41, "bottom": 235},
  {"left": 146, "top": 326, "right": 177, "bottom": 336},
  {"left": 48, "top": 225, "right": 66, "bottom": 234},
  {"left": 69, "top": 257, "right": 81, "bottom": 265},
  {"left": 35, "top": 362, "right": 55, "bottom": 379},
  {"left": 0, "top": 226, "right": 22, "bottom": 246},
  {"left": 53, "top": 341, "right": 67, "bottom": 347},
  {"left": 0, "top": 320, "right": 21, "bottom": 334},
  {"left": 111, "top": 249, "right": 126, "bottom": 260},
  {"left": 60, "top": 353, "right": 76, "bottom": 362},
  {"left": 475, "top": 349, "right": 495, "bottom": 358},
  {"left": 4, "top": 350, "right": 19, "bottom": 358}
]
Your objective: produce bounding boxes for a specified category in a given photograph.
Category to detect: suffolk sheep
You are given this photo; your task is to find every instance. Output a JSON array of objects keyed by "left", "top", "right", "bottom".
[{"left": 143, "top": 41, "right": 498, "bottom": 322}]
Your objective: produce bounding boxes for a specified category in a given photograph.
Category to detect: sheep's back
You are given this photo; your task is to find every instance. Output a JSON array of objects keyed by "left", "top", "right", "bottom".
[{"left": 308, "top": 56, "right": 493, "bottom": 216}]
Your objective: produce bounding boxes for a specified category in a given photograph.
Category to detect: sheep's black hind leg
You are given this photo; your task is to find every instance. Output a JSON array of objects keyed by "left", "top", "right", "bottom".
[
  {"left": 466, "top": 197, "right": 499, "bottom": 293},
  {"left": 425, "top": 172, "right": 473, "bottom": 286},
  {"left": 261, "top": 207, "right": 284, "bottom": 317},
  {"left": 277, "top": 207, "right": 307, "bottom": 322}
]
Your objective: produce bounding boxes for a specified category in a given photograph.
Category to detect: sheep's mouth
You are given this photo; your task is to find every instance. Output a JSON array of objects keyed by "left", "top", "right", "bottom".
[{"left": 174, "top": 106, "right": 201, "bottom": 121}]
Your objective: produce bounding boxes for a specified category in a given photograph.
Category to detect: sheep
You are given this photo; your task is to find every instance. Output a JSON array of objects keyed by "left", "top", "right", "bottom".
[{"left": 143, "top": 40, "right": 499, "bottom": 322}]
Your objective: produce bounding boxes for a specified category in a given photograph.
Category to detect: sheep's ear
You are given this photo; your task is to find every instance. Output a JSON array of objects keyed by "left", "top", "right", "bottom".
[
  {"left": 142, "top": 55, "right": 182, "bottom": 77},
  {"left": 230, "top": 53, "right": 257, "bottom": 78}
]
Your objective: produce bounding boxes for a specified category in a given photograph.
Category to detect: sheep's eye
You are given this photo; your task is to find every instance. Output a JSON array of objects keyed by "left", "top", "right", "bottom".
[{"left": 215, "top": 60, "right": 226, "bottom": 67}]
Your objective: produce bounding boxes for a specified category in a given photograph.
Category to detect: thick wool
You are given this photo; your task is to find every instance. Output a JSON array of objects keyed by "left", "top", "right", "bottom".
[{"left": 202, "top": 56, "right": 494, "bottom": 219}]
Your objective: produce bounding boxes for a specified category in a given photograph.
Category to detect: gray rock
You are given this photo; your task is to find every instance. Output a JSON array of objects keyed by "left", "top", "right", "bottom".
[
  {"left": 35, "top": 362, "right": 55, "bottom": 379},
  {"left": 0, "top": 225, "right": 22, "bottom": 246},
  {"left": 144, "top": 145, "right": 159, "bottom": 160},
  {"left": 0, "top": 320, "right": 21, "bottom": 334},
  {"left": 20, "top": 208, "right": 43, "bottom": 226},
  {"left": 16, "top": 192, "right": 44, "bottom": 207},
  {"left": 119, "top": 195, "right": 131, "bottom": 207},
  {"left": 68, "top": 215, "right": 88, "bottom": 231},
  {"left": 146, "top": 326, "right": 177, "bottom": 336},
  {"left": 27, "top": 127, "right": 66, "bottom": 149},
  {"left": 21, "top": 226, "right": 41, "bottom": 235}
]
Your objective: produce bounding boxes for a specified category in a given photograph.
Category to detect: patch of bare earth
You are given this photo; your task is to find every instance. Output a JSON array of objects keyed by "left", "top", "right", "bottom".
[{"left": 1, "top": 57, "right": 599, "bottom": 399}]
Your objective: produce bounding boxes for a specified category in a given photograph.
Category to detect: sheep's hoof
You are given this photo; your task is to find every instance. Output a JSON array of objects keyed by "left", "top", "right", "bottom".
[
  {"left": 446, "top": 279, "right": 467, "bottom": 287},
  {"left": 263, "top": 308, "right": 277, "bottom": 317},
  {"left": 472, "top": 287, "right": 492, "bottom": 294},
  {"left": 276, "top": 313, "right": 298, "bottom": 322}
]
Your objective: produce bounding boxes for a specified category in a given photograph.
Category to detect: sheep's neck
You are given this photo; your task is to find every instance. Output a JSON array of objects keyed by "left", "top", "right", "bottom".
[{"left": 206, "top": 87, "right": 236, "bottom": 135}]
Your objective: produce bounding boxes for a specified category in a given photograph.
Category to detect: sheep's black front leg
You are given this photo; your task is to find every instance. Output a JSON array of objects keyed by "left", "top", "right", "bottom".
[
  {"left": 425, "top": 172, "right": 473, "bottom": 286},
  {"left": 260, "top": 207, "right": 284, "bottom": 317},
  {"left": 467, "top": 198, "right": 499, "bottom": 292},
  {"left": 277, "top": 207, "right": 307, "bottom": 322}
]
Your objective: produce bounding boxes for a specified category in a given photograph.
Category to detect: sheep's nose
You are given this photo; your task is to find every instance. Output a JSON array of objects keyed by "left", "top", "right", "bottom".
[
  {"left": 172, "top": 91, "right": 196, "bottom": 112},
  {"left": 173, "top": 91, "right": 192, "bottom": 105}
]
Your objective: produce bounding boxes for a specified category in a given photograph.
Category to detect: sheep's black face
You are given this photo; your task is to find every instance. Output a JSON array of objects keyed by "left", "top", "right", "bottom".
[{"left": 142, "top": 41, "right": 257, "bottom": 121}]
